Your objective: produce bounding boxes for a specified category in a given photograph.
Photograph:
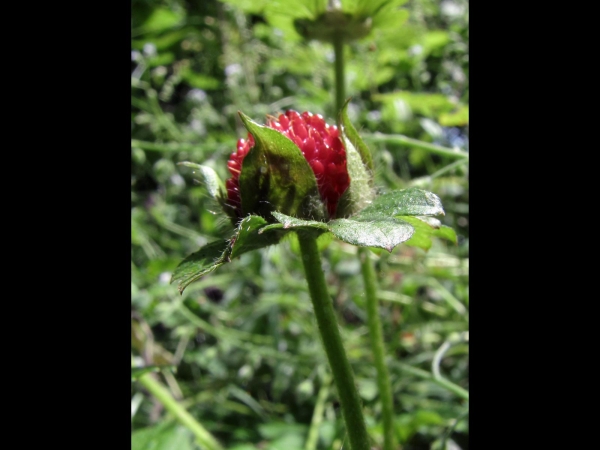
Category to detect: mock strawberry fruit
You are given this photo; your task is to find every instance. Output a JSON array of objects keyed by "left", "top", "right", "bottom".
[{"left": 226, "top": 110, "right": 350, "bottom": 220}]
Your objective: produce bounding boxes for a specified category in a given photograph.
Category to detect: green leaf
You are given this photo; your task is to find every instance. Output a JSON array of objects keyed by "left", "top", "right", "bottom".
[
  {"left": 220, "top": 0, "right": 271, "bottom": 15},
  {"left": 171, "top": 216, "right": 285, "bottom": 293},
  {"left": 374, "top": 91, "right": 455, "bottom": 119},
  {"left": 170, "top": 240, "right": 228, "bottom": 293},
  {"left": 398, "top": 216, "right": 457, "bottom": 251},
  {"left": 439, "top": 105, "right": 469, "bottom": 127},
  {"left": 328, "top": 217, "right": 414, "bottom": 252},
  {"left": 180, "top": 69, "right": 221, "bottom": 90},
  {"left": 339, "top": 98, "right": 373, "bottom": 173},
  {"left": 171, "top": 188, "right": 450, "bottom": 292},
  {"left": 355, "top": 188, "right": 444, "bottom": 219},
  {"left": 238, "top": 112, "right": 326, "bottom": 221},
  {"left": 266, "top": 210, "right": 416, "bottom": 251},
  {"left": 263, "top": 188, "right": 449, "bottom": 251},
  {"left": 330, "top": 188, "right": 447, "bottom": 250},
  {"left": 137, "top": 7, "right": 184, "bottom": 35},
  {"left": 423, "top": 30, "right": 451, "bottom": 55}
]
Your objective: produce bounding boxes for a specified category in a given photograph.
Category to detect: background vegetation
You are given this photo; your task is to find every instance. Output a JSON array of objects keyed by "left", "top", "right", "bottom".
[{"left": 131, "top": 0, "right": 469, "bottom": 448}]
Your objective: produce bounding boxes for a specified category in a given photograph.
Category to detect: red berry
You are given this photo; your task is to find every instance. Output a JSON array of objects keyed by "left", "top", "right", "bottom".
[{"left": 225, "top": 110, "right": 350, "bottom": 219}]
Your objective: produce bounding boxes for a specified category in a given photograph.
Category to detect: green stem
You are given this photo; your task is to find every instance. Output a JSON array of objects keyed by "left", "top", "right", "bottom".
[
  {"left": 297, "top": 233, "right": 370, "bottom": 450},
  {"left": 131, "top": 139, "right": 234, "bottom": 153},
  {"left": 363, "top": 133, "right": 469, "bottom": 160},
  {"left": 359, "top": 248, "right": 396, "bottom": 450},
  {"left": 333, "top": 32, "right": 345, "bottom": 114},
  {"left": 135, "top": 365, "right": 224, "bottom": 450},
  {"left": 332, "top": 30, "right": 396, "bottom": 450},
  {"left": 394, "top": 362, "right": 469, "bottom": 401}
]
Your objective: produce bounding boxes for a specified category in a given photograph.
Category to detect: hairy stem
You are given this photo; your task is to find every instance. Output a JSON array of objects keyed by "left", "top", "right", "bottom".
[{"left": 297, "top": 232, "right": 370, "bottom": 450}]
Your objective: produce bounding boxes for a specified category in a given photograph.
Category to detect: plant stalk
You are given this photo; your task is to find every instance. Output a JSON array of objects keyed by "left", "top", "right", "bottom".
[
  {"left": 333, "top": 31, "right": 345, "bottom": 114},
  {"left": 135, "top": 365, "right": 224, "bottom": 450},
  {"left": 363, "top": 133, "right": 469, "bottom": 160},
  {"left": 333, "top": 30, "right": 397, "bottom": 450},
  {"left": 297, "top": 232, "right": 370, "bottom": 450},
  {"left": 359, "top": 248, "right": 397, "bottom": 450}
]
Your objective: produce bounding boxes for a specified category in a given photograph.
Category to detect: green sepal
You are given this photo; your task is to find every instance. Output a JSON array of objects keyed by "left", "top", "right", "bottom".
[
  {"left": 336, "top": 106, "right": 375, "bottom": 218},
  {"left": 238, "top": 112, "right": 326, "bottom": 222},
  {"left": 229, "top": 215, "right": 286, "bottom": 260},
  {"left": 171, "top": 215, "right": 285, "bottom": 293},
  {"left": 177, "top": 162, "right": 234, "bottom": 221},
  {"left": 294, "top": 9, "right": 373, "bottom": 43},
  {"left": 339, "top": 99, "right": 374, "bottom": 174},
  {"left": 177, "top": 162, "right": 225, "bottom": 200},
  {"left": 260, "top": 211, "right": 330, "bottom": 239}
]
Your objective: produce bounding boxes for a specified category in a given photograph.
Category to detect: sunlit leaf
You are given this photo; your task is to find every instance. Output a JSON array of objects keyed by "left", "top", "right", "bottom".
[
  {"left": 398, "top": 216, "right": 457, "bottom": 251},
  {"left": 439, "top": 105, "right": 469, "bottom": 127},
  {"left": 138, "top": 7, "right": 184, "bottom": 34},
  {"left": 328, "top": 216, "right": 414, "bottom": 251},
  {"left": 356, "top": 188, "right": 444, "bottom": 219}
]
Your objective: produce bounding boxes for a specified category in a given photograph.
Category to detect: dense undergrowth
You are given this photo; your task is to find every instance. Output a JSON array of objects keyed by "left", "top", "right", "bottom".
[{"left": 131, "top": 1, "right": 469, "bottom": 449}]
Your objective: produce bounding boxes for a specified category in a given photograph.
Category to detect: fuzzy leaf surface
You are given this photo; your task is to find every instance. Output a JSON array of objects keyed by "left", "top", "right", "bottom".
[
  {"left": 170, "top": 240, "right": 228, "bottom": 293},
  {"left": 328, "top": 217, "right": 414, "bottom": 252},
  {"left": 336, "top": 116, "right": 375, "bottom": 218},
  {"left": 355, "top": 188, "right": 444, "bottom": 219}
]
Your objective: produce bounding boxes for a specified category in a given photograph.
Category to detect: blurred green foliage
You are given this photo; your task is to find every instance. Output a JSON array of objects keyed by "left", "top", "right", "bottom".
[{"left": 132, "top": 0, "right": 468, "bottom": 448}]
